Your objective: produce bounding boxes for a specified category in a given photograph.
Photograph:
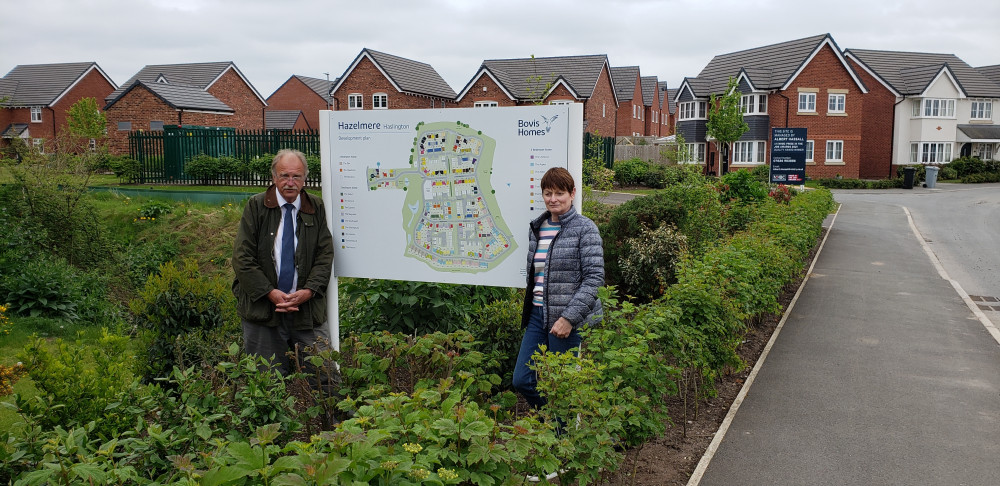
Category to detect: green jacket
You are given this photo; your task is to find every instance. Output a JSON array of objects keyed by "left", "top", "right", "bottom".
[{"left": 232, "top": 186, "right": 334, "bottom": 330}]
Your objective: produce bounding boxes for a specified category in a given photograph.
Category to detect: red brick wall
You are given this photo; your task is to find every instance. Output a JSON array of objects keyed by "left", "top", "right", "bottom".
[
  {"left": 266, "top": 77, "right": 328, "bottom": 130},
  {"left": 848, "top": 58, "right": 895, "bottom": 178},
  {"left": 206, "top": 69, "right": 265, "bottom": 130},
  {"left": 776, "top": 45, "right": 865, "bottom": 179},
  {"left": 105, "top": 87, "right": 182, "bottom": 154},
  {"left": 583, "top": 65, "right": 616, "bottom": 136},
  {"left": 455, "top": 73, "right": 517, "bottom": 108},
  {"left": 644, "top": 90, "right": 661, "bottom": 137},
  {"left": 333, "top": 56, "right": 450, "bottom": 110},
  {"left": 615, "top": 75, "right": 644, "bottom": 137}
]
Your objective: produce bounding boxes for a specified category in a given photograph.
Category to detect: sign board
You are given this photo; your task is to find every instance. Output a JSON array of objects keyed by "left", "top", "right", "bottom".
[
  {"left": 320, "top": 104, "right": 584, "bottom": 289},
  {"left": 769, "top": 127, "right": 807, "bottom": 184}
]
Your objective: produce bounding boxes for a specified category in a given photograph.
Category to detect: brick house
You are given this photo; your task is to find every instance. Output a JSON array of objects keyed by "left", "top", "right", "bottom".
[
  {"left": 455, "top": 54, "right": 619, "bottom": 135},
  {"left": 610, "top": 66, "right": 644, "bottom": 136},
  {"left": 660, "top": 82, "right": 676, "bottom": 136},
  {"left": 0, "top": 62, "right": 116, "bottom": 154},
  {"left": 266, "top": 74, "right": 337, "bottom": 130},
  {"left": 846, "top": 50, "right": 1000, "bottom": 171},
  {"left": 331, "top": 49, "right": 455, "bottom": 111},
  {"left": 641, "top": 75, "right": 661, "bottom": 137},
  {"left": 103, "top": 61, "right": 266, "bottom": 154},
  {"left": 675, "top": 33, "right": 869, "bottom": 179}
]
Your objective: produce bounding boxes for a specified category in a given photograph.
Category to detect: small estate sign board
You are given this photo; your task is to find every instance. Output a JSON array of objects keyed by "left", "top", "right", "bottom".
[{"left": 769, "top": 127, "right": 807, "bottom": 185}]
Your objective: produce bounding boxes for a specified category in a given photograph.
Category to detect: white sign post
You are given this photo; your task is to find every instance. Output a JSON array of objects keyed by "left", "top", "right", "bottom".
[{"left": 320, "top": 104, "right": 584, "bottom": 348}]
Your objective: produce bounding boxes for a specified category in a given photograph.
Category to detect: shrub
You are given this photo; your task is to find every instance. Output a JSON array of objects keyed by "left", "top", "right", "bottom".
[
  {"left": 106, "top": 155, "right": 141, "bottom": 181},
  {"left": 612, "top": 157, "right": 649, "bottom": 186},
  {"left": 248, "top": 153, "right": 274, "bottom": 180},
  {"left": 948, "top": 156, "right": 986, "bottom": 177},
  {"left": 184, "top": 153, "right": 219, "bottom": 181},
  {"left": 939, "top": 165, "right": 958, "bottom": 180},
  {"left": 619, "top": 224, "right": 687, "bottom": 302},
  {"left": 129, "top": 260, "right": 236, "bottom": 381},
  {"left": 719, "top": 169, "right": 768, "bottom": 205},
  {"left": 962, "top": 171, "right": 1000, "bottom": 183},
  {"left": 137, "top": 200, "right": 173, "bottom": 219}
]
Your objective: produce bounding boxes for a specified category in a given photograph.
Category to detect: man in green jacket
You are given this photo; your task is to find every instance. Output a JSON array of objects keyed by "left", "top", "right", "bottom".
[{"left": 232, "top": 149, "right": 335, "bottom": 376}]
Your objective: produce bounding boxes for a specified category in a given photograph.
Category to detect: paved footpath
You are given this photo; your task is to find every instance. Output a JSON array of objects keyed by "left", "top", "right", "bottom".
[{"left": 695, "top": 198, "right": 1000, "bottom": 486}]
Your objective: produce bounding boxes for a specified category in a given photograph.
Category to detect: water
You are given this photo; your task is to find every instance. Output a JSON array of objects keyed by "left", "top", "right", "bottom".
[{"left": 88, "top": 186, "right": 260, "bottom": 205}]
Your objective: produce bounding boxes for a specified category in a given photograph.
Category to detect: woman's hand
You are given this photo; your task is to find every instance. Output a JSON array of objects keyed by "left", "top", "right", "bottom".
[{"left": 549, "top": 317, "right": 573, "bottom": 339}]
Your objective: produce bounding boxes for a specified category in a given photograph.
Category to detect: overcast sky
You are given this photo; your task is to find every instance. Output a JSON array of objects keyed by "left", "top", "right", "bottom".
[{"left": 4, "top": 0, "right": 999, "bottom": 99}]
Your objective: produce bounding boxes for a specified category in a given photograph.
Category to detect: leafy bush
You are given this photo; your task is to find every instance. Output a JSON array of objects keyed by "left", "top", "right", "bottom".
[
  {"left": 106, "top": 155, "right": 141, "bottom": 181},
  {"left": 612, "top": 157, "right": 649, "bottom": 186},
  {"left": 129, "top": 260, "right": 236, "bottom": 381},
  {"left": 600, "top": 181, "right": 722, "bottom": 288},
  {"left": 339, "top": 278, "right": 509, "bottom": 335},
  {"left": 814, "top": 177, "right": 904, "bottom": 189},
  {"left": 183, "top": 153, "right": 219, "bottom": 181},
  {"left": 248, "top": 153, "right": 274, "bottom": 180},
  {"left": 15, "top": 331, "right": 138, "bottom": 437},
  {"left": 768, "top": 184, "right": 794, "bottom": 204},
  {"left": 619, "top": 224, "right": 687, "bottom": 302},
  {"left": 939, "top": 165, "right": 958, "bottom": 180},
  {"left": 947, "top": 156, "right": 986, "bottom": 177},
  {"left": 719, "top": 169, "right": 768, "bottom": 204},
  {"left": 137, "top": 200, "right": 173, "bottom": 219},
  {"left": 962, "top": 171, "right": 1000, "bottom": 183},
  {"left": 118, "top": 239, "right": 179, "bottom": 288}
]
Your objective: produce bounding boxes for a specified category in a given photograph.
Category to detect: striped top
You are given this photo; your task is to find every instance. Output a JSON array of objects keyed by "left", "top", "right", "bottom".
[{"left": 531, "top": 219, "right": 561, "bottom": 306}]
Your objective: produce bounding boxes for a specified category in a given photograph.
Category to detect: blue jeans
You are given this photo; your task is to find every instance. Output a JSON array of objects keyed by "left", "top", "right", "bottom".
[{"left": 512, "top": 305, "right": 582, "bottom": 408}]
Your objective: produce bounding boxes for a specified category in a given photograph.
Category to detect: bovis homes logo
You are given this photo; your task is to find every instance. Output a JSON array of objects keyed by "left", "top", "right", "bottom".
[{"left": 517, "top": 114, "right": 559, "bottom": 136}]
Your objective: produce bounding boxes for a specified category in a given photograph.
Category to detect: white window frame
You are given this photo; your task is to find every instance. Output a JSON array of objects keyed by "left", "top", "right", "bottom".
[
  {"left": 348, "top": 93, "right": 363, "bottom": 110},
  {"left": 805, "top": 140, "right": 814, "bottom": 162},
  {"left": 473, "top": 100, "right": 498, "bottom": 108},
  {"left": 921, "top": 98, "right": 955, "bottom": 118},
  {"left": 372, "top": 93, "right": 388, "bottom": 109},
  {"left": 733, "top": 140, "right": 766, "bottom": 164},
  {"left": 828, "top": 93, "right": 846, "bottom": 114},
  {"left": 739, "top": 94, "right": 767, "bottom": 115},
  {"left": 683, "top": 142, "right": 706, "bottom": 164},
  {"left": 826, "top": 140, "right": 844, "bottom": 162},
  {"left": 972, "top": 143, "right": 994, "bottom": 160},
  {"left": 970, "top": 99, "right": 993, "bottom": 120},
  {"left": 88, "top": 138, "right": 96, "bottom": 152},
  {"left": 678, "top": 101, "right": 707, "bottom": 121},
  {"left": 798, "top": 93, "right": 816, "bottom": 113},
  {"left": 30, "top": 106, "right": 42, "bottom": 122},
  {"left": 909, "top": 142, "right": 953, "bottom": 163}
]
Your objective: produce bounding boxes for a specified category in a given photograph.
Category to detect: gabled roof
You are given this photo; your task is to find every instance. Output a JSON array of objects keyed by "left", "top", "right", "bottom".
[
  {"left": 1, "top": 62, "right": 115, "bottom": 107},
  {"left": 292, "top": 74, "right": 338, "bottom": 102},
  {"left": 113, "top": 79, "right": 233, "bottom": 113},
  {"left": 659, "top": 82, "right": 677, "bottom": 114},
  {"left": 333, "top": 48, "right": 456, "bottom": 100},
  {"left": 640, "top": 76, "right": 659, "bottom": 107},
  {"left": 458, "top": 54, "right": 616, "bottom": 103},
  {"left": 687, "top": 33, "right": 866, "bottom": 97},
  {"left": 976, "top": 65, "right": 1000, "bottom": 88},
  {"left": 105, "top": 61, "right": 264, "bottom": 106},
  {"left": 845, "top": 49, "right": 1000, "bottom": 98},
  {"left": 610, "top": 66, "right": 640, "bottom": 101},
  {"left": 265, "top": 110, "right": 305, "bottom": 130}
]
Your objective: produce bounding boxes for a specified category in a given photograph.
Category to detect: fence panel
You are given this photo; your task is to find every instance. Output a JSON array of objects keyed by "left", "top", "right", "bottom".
[{"left": 130, "top": 127, "right": 320, "bottom": 187}]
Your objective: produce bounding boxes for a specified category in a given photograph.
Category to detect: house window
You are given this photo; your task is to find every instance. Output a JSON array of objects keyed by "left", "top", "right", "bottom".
[
  {"left": 150, "top": 121, "right": 164, "bottom": 131},
  {"left": 805, "top": 140, "right": 814, "bottom": 162},
  {"left": 473, "top": 101, "right": 498, "bottom": 108},
  {"left": 372, "top": 93, "right": 388, "bottom": 109},
  {"left": 549, "top": 100, "right": 572, "bottom": 105},
  {"left": 733, "top": 141, "right": 766, "bottom": 163},
  {"left": 117, "top": 121, "right": 132, "bottom": 131},
  {"left": 32, "top": 138, "right": 44, "bottom": 153},
  {"left": 88, "top": 139, "right": 96, "bottom": 152},
  {"left": 348, "top": 93, "right": 363, "bottom": 110},
  {"left": 826, "top": 140, "right": 844, "bottom": 162},
  {"left": 970, "top": 99, "right": 993, "bottom": 120},
  {"left": 683, "top": 143, "right": 706, "bottom": 163},
  {"left": 602, "top": 103, "right": 606, "bottom": 117},
  {"left": 828, "top": 94, "right": 846, "bottom": 114},
  {"left": 798, "top": 93, "right": 816, "bottom": 113},
  {"left": 30, "top": 106, "right": 42, "bottom": 122},
  {"left": 633, "top": 105, "right": 637, "bottom": 118},
  {"left": 922, "top": 98, "right": 955, "bottom": 117},
  {"left": 739, "top": 94, "right": 767, "bottom": 115},
  {"left": 679, "top": 101, "right": 707, "bottom": 120},
  {"left": 972, "top": 143, "right": 994, "bottom": 160},
  {"left": 910, "top": 142, "right": 953, "bottom": 163}
]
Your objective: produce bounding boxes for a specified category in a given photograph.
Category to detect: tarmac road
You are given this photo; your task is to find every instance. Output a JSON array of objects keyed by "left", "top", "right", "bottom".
[{"left": 694, "top": 183, "right": 1000, "bottom": 486}]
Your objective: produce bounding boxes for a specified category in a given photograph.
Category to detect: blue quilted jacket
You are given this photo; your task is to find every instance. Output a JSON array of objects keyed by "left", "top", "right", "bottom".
[{"left": 521, "top": 206, "right": 605, "bottom": 330}]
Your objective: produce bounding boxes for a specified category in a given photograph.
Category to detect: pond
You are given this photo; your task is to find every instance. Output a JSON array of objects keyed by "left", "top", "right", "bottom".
[{"left": 89, "top": 186, "right": 261, "bottom": 205}]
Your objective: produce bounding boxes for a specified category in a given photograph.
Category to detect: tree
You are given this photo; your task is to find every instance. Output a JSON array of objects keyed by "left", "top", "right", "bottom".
[
  {"left": 660, "top": 131, "right": 692, "bottom": 165},
  {"left": 66, "top": 97, "right": 107, "bottom": 142},
  {"left": 705, "top": 77, "right": 749, "bottom": 176}
]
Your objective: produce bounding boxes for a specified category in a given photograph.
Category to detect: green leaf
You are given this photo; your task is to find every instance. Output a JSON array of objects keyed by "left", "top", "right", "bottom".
[
  {"left": 196, "top": 424, "right": 213, "bottom": 440},
  {"left": 200, "top": 466, "right": 251, "bottom": 486},
  {"left": 431, "top": 418, "right": 459, "bottom": 437},
  {"left": 227, "top": 442, "right": 264, "bottom": 469}
]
